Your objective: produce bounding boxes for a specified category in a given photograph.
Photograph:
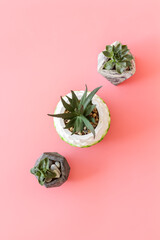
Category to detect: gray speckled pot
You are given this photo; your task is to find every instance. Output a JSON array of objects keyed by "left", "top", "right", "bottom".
[
  {"left": 97, "top": 41, "right": 136, "bottom": 86},
  {"left": 34, "top": 152, "right": 70, "bottom": 188}
]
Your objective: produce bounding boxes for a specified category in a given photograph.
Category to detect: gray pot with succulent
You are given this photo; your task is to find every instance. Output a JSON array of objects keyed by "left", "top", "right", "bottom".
[
  {"left": 30, "top": 152, "right": 70, "bottom": 188},
  {"left": 98, "top": 41, "right": 136, "bottom": 85},
  {"left": 48, "top": 85, "right": 110, "bottom": 148}
]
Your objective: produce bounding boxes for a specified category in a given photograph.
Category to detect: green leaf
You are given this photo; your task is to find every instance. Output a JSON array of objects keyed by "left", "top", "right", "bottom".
[
  {"left": 61, "top": 97, "right": 74, "bottom": 112},
  {"left": 30, "top": 167, "right": 36, "bottom": 174},
  {"left": 74, "top": 116, "right": 84, "bottom": 133},
  {"left": 116, "top": 63, "right": 126, "bottom": 74},
  {"left": 64, "top": 118, "right": 76, "bottom": 129},
  {"left": 87, "top": 116, "right": 96, "bottom": 123},
  {"left": 78, "top": 85, "right": 88, "bottom": 111},
  {"left": 113, "top": 45, "right": 116, "bottom": 53},
  {"left": 104, "top": 60, "right": 115, "bottom": 70},
  {"left": 38, "top": 172, "right": 45, "bottom": 185},
  {"left": 125, "top": 61, "right": 132, "bottom": 67},
  {"left": 105, "top": 45, "right": 113, "bottom": 52},
  {"left": 123, "top": 54, "right": 133, "bottom": 61},
  {"left": 115, "top": 43, "right": 122, "bottom": 52},
  {"left": 66, "top": 96, "right": 74, "bottom": 107},
  {"left": 81, "top": 115, "right": 95, "bottom": 138},
  {"left": 84, "top": 104, "right": 96, "bottom": 116},
  {"left": 119, "top": 62, "right": 127, "bottom": 67},
  {"left": 71, "top": 90, "right": 79, "bottom": 109},
  {"left": 102, "top": 51, "right": 112, "bottom": 58},
  {"left": 71, "top": 126, "right": 77, "bottom": 135},
  {"left": 91, "top": 117, "right": 96, "bottom": 123},
  {"left": 48, "top": 112, "right": 77, "bottom": 119},
  {"left": 83, "top": 86, "right": 102, "bottom": 111},
  {"left": 38, "top": 158, "right": 49, "bottom": 172},
  {"left": 122, "top": 45, "right": 128, "bottom": 51},
  {"left": 79, "top": 105, "right": 84, "bottom": 114},
  {"left": 121, "top": 49, "right": 129, "bottom": 56},
  {"left": 30, "top": 158, "right": 59, "bottom": 186}
]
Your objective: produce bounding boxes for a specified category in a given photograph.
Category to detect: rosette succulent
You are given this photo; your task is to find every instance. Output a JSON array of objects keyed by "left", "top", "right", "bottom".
[
  {"left": 102, "top": 43, "right": 133, "bottom": 74},
  {"left": 30, "top": 157, "right": 59, "bottom": 185},
  {"left": 48, "top": 85, "right": 102, "bottom": 138}
]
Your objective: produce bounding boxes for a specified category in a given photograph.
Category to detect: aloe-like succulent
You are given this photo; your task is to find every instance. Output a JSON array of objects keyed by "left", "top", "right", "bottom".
[
  {"left": 30, "top": 158, "right": 57, "bottom": 185},
  {"left": 48, "top": 85, "right": 102, "bottom": 138},
  {"left": 102, "top": 43, "right": 133, "bottom": 74}
]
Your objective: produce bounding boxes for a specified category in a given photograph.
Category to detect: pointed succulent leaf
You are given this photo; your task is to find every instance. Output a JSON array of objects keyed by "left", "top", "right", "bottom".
[
  {"left": 71, "top": 126, "right": 77, "bottom": 135},
  {"left": 71, "top": 91, "right": 79, "bottom": 109},
  {"left": 91, "top": 117, "right": 96, "bottom": 123},
  {"left": 78, "top": 85, "right": 88, "bottom": 110},
  {"left": 48, "top": 112, "right": 77, "bottom": 119},
  {"left": 81, "top": 115, "right": 95, "bottom": 138},
  {"left": 84, "top": 104, "right": 96, "bottom": 116},
  {"left": 87, "top": 116, "right": 96, "bottom": 123},
  {"left": 75, "top": 116, "right": 84, "bottom": 133},
  {"left": 66, "top": 96, "right": 74, "bottom": 107},
  {"left": 79, "top": 105, "right": 84, "bottom": 114},
  {"left": 61, "top": 97, "right": 74, "bottom": 112},
  {"left": 83, "top": 86, "right": 102, "bottom": 111}
]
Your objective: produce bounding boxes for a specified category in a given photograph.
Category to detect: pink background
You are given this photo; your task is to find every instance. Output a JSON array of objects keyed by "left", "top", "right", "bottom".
[{"left": 0, "top": 0, "right": 160, "bottom": 239}]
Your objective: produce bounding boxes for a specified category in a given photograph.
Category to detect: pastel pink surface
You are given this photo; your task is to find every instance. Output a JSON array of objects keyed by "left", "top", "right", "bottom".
[{"left": 0, "top": 0, "right": 160, "bottom": 239}]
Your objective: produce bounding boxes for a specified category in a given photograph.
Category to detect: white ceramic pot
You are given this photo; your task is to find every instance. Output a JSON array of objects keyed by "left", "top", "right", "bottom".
[{"left": 53, "top": 91, "right": 111, "bottom": 148}]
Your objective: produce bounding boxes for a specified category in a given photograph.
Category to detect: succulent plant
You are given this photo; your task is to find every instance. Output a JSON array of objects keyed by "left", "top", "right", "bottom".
[
  {"left": 102, "top": 43, "right": 133, "bottom": 74},
  {"left": 48, "top": 85, "right": 102, "bottom": 138},
  {"left": 30, "top": 157, "right": 59, "bottom": 185}
]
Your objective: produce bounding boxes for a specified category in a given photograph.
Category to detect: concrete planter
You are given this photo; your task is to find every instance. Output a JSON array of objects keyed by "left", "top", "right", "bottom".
[{"left": 34, "top": 152, "right": 70, "bottom": 188}]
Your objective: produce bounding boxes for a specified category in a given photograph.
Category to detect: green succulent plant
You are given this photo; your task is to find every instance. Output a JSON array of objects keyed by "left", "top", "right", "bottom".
[
  {"left": 30, "top": 158, "right": 57, "bottom": 185},
  {"left": 48, "top": 85, "right": 102, "bottom": 138},
  {"left": 102, "top": 43, "right": 133, "bottom": 74}
]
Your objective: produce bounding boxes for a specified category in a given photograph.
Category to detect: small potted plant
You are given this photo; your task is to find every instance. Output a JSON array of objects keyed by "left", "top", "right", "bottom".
[
  {"left": 30, "top": 152, "right": 70, "bottom": 188},
  {"left": 97, "top": 41, "right": 136, "bottom": 85},
  {"left": 48, "top": 85, "right": 110, "bottom": 147}
]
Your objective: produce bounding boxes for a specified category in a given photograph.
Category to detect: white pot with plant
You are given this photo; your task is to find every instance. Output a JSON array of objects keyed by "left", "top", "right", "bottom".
[
  {"left": 98, "top": 41, "right": 136, "bottom": 85},
  {"left": 48, "top": 86, "right": 111, "bottom": 148}
]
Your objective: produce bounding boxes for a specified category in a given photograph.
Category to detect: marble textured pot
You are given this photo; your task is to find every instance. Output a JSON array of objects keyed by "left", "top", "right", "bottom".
[
  {"left": 34, "top": 152, "right": 70, "bottom": 188},
  {"left": 53, "top": 91, "right": 111, "bottom": 148},
  {"left": 97, "top": 41, "right": 136, "bottom": 85}
]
